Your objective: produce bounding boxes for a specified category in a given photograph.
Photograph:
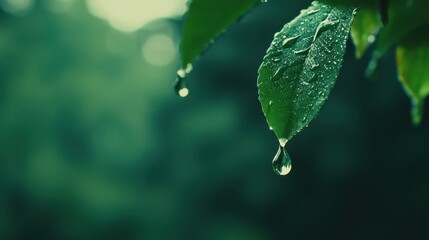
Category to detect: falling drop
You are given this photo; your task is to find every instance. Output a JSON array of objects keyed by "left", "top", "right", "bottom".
[
  {"left": 174, "top": 75, "right": 189, "bottom": 98},
  {"left": 272, "top": 145, "right": 292, "bottom": 176}
]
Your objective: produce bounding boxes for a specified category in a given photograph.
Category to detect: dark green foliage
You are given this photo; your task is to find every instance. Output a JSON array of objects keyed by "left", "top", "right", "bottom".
[
  {"left": 350, "top": 2, "right": 381, "bottom": 58},
  {"left": 397, "top": 37, "right": 429, "bottom": 125},
  {"left": 179, "top": 0, "right": 429, "bottom": 144}
]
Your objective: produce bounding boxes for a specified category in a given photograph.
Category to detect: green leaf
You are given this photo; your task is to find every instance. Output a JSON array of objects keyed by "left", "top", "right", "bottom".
[
  {"left": 350, "top": 4, "right": 381, "bottom": 58},
  {"left": 180, "top": 0, "right": 260, "bottom": 68},
  {"left": 367, "top": 0, "right": 429, "bottom": 77},
  {"left": 258, "top": 1, "right": 356, "bottom": 141},
  {"left": 396, "top": 39, "right": 429, "bottom": 125}
]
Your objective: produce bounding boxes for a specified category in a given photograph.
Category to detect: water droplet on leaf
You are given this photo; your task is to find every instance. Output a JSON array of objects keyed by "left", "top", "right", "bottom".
[
  {"left": 306, "top": 9, "right": 320, "bottom": 15},
  {"left": 282, "top": 35, "right": 300, "bottom": 48},
  {"left": 313, "top": 18, "right": 339, "bottom": 42},
  {"left": 293, "top": 46, "right": 311, "bottom": 55},
  {"left": 271, "top": 66, "right": 288, "bottom": 81}
]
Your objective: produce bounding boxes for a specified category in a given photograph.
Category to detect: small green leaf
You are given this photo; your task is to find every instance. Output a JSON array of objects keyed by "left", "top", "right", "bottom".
[
  {"left": 258, "top": 1, "right": 356, "bottom": 141},
  {"left": 366, "top": 0, "right": 429, "bottom": 77},
  {"left": 180, "top": 0, "right": 260, "bottom": 68},
  {"left": 350, "top": 4, "right": 381, "bottom": 58},
  {"left": 396, "top": 39, "right": 429, "bottom": 125}
]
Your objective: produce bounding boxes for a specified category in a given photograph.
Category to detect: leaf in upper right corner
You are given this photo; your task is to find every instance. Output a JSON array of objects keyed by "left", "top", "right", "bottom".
[
  {"left": 258, "top": 1, "right": 356, "bottom": 141},
  {"left": 350, "top": 4, "right": 382, "bottom": 58},
  {"left": 367, "top": 0, "right": 429, "bottom": 76},
  {"left": 396, "top": 41, "right": 429, "bottom": 125}
]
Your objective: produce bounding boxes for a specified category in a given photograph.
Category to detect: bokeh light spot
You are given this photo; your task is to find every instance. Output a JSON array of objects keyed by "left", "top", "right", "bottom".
[
  {"left": 142, "top": 34, "right": 176, "bottom": 66},
  {"left": 86, "top": 0, "right": 187, "bottom": 32},
  {"left": 1, "top": 0, "right": 34, "bottom": 15}
]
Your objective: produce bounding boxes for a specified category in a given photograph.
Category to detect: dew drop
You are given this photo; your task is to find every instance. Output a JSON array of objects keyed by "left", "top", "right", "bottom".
[
  {"left": 313, "top": 19, "right": 339, "bottom": 42},
  {"left": 282, "top": 35, "right": 300, "bottom": 48},
  {"left": 174, "top": 75, "right": 189, "bottom": 98},
  {"left": 311, "top": 63, "right": 319, "bottom": 70},
  {"left": 293, "top": 46, "right": 310, "bottom": 55},
  {"left": 272, "top": 145, "right": 292, "bottom": 176},
  {"left": 306, "top": 9, "right": 320, "bottom": 15},
  {"left": 271, "top": 66, "right": 288, "bottom": 81}
]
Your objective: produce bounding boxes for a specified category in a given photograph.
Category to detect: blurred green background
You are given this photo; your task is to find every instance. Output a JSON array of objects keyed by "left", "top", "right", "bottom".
[{"left": 1, "top": 0, "right": 429, "bottom": 239}]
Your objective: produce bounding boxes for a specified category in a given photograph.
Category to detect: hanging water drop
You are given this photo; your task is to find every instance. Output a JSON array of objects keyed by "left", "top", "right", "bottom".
[
  {"left": 177, "top": 68, "right": 186, "bottom": 78},
  {"left": 272, "top": 145, "right": 292, "bottom": 176},
  {"left": 174, "top": 75, "right": 189, "bottom": 98}
]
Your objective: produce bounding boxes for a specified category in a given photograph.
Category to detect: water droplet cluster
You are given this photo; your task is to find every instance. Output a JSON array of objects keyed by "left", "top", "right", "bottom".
[{"left": 175, "top": 63, "right": 193, "bottom": 98}]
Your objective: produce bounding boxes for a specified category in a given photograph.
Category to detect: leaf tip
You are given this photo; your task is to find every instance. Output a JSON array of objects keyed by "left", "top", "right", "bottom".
[{"left": 411, "top": 101, "right": 424, "bottom": 126}]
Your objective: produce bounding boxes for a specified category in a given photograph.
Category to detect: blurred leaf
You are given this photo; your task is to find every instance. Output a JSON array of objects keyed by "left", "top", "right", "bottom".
[
  {"left": 180, "top": 0, "right": 260, "bottom": 68},
  {"left": 396, "top": 39, "right": 429, "bottom": 125},
  {"left": 350, "top": 4, "right": 382, "bottom": 58},
  {"left": 257, "top": 1, "right": 356, "bottom": 140},
  {"left": 379, "top": 0, "right": 389, "bottom": 25},
  {"left": 366, "top": 0, "right": 429, "bottom": 77}
]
